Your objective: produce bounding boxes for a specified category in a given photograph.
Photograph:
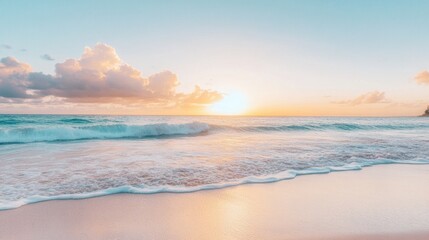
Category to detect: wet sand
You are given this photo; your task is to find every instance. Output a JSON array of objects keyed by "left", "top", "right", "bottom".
[{"left": 1, "top": 164, "right": 429, "bottom": 240}]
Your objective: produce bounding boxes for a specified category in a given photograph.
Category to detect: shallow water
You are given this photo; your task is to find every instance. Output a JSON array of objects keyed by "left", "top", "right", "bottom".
[{"left": 1, "top": 115, "right": 429, "bottom": 209}]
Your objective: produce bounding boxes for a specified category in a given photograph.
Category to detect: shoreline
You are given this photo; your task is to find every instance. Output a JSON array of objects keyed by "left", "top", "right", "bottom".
[
  {"left": 1, "top": 164, "right": 429, "bottom": 239},
  {"left": 2, "top": 161, "right": 426, "bottom": 211}
]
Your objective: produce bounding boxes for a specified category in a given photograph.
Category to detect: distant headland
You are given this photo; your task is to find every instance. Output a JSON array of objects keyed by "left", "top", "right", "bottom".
[{"left": 421, "top": 106, "right": 429, "bottom": 117}]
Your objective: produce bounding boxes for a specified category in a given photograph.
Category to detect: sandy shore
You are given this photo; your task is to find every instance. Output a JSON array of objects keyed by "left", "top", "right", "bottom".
[{"left": 1, "top": 164, "right": 429, "bottom": 240}]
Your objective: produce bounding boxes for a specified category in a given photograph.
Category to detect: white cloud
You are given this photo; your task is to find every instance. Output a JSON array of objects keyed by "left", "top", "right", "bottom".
[
  {"left": 333, "top": 91, "right": 389, "bottom": 105},
  {"left": 0, "top": 57, "right": 32, "bottom": 98},
  {"left": 415, "top": 71, "right": 429, "bottom": 84},
  {"left": 0, "top": 43, "right": 222, "bottom": 107}
]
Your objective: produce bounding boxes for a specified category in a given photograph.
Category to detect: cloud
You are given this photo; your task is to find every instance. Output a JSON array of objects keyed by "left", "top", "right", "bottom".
[
  {"left": 0, "top": 57, "right": 32, "bottom": 98},
  {"left": 0, "top": 57, "right": 31, "bottom": 77},
  {"left": 415, "top": 71, "right": 429, "bottom": 84},
  {"left": 333, "top": 91, "right": 389, "bottom": 105},
  {"left": 1, "top": 44, "right": 12, "bottom": 49},
  {"left": 40, "top": 54, "right": 55, "bottom": 61},
  {"left": 178, "top": 85, "right": 223, "bottom": 106},
  {"left": 0, "top": 43, "right": 222, "bottom": 108}
]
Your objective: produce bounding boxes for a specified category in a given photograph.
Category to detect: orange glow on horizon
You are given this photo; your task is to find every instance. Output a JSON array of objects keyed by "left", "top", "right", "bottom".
[{"left": 208, "top": 92, "right": 248, "bottom": 116}]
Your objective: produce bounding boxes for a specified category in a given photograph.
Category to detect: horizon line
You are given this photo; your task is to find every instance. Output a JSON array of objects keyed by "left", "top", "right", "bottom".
[{"left": 0, "top": 113, "right": 422, "bottom": 118}]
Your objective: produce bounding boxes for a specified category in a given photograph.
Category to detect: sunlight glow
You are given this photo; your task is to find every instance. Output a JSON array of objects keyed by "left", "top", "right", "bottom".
[{"left": 209, "top": 92, "right": 247, "bottom": 115}]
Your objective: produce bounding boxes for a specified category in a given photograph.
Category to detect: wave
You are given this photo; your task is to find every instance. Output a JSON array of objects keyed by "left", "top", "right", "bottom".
[
  {"left": 0, "top": 117, "right": 101, "bottom": 125},
  {"left": 1, "top": 121, "right": 428, "bottom": 144},
  {"left": 0, "top": 119, "right": 38, "bottom": 125},
  {"left": 211, "top": 122, "right": 429, "bottom": 132},
  {"left": 59, "top": 118, "right": 93, "bottom": 124},
  {"left": 1, "top": 159, "right": 428, "bottom": 211},
  {"left": 0, "top": 122, "right": 209, "bottom": 144}
]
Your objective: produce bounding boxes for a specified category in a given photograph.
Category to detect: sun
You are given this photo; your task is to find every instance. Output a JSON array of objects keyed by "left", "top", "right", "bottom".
[{"left": 209, "top": 92, "right": 248, "bottom": 115}]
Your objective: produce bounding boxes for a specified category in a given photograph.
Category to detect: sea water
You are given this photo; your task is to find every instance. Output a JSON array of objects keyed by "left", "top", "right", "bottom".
[{"left": 1, "top": 115, "right": 428, "bottom": 210}]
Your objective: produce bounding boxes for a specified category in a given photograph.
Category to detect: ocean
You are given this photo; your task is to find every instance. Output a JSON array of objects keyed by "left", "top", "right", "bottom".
[{"left": 1, "top": 114, "right": 428, "bottom": 210}]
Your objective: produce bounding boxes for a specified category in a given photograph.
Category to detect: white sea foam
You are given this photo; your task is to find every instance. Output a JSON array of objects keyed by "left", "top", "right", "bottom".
[
  {"left": 1, "top": 160, "right": 428, "bottom": 211},
  {"left": 1, "top": 115, "right": 429, "bottom": 210}
]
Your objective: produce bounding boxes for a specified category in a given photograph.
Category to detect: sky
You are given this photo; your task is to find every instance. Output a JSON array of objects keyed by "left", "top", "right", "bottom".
[{"left": 1, "top": 0, "right": 429, "bottom": 116}]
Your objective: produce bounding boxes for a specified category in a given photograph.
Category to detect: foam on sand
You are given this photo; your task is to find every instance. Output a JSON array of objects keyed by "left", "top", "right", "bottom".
[{"left": 1, "top": 160, "right": 428, "bottom": 210}]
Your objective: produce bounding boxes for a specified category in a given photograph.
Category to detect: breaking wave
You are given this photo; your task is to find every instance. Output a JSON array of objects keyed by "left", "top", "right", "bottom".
[
  {"left": 1, "top": 120, "right": 429, "bottom": 144},
  {"left": 0, "top": 122, "right": 210, "bottom": 144}
]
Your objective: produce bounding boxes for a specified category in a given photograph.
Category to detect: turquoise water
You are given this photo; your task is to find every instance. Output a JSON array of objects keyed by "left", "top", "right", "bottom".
[{"left": 1, "top": 115, "right": 428, "bottom": 210}]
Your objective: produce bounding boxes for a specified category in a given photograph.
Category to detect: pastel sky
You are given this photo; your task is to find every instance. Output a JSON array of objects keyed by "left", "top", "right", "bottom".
[{"left": 1, "top": 0, "right": 429, "bottom": 116}]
